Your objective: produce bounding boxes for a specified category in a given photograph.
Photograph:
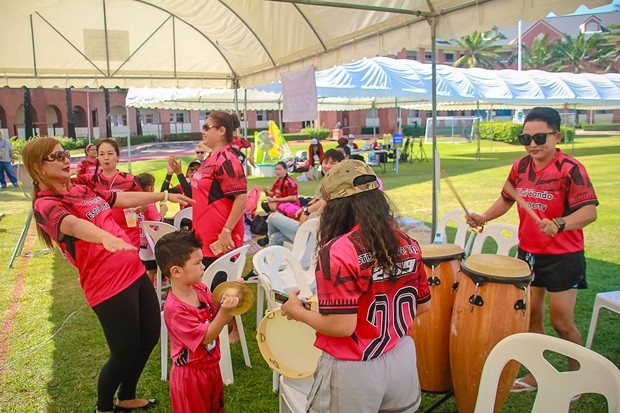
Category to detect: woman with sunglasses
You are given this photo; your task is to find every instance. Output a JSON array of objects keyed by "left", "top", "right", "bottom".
[
  {"left": 193, "top": 112, "right": 247, "bottom": 342},
  {"left": 465, "top": 107, "right": 598, "bottom": 395},
  {"left": 22, "top": 137, "right": 193, "bottom": 413},
  {"left": 73, "top": 138, "right": 143, "bottom": 248}
]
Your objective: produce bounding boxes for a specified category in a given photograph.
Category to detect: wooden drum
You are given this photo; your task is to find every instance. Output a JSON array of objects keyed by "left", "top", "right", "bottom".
[
  {"left": 411, "top": 243, "right": 464, "bottom": 393},
  {"left": 449, "top": 254, "right": 533, "bottom": 413}
]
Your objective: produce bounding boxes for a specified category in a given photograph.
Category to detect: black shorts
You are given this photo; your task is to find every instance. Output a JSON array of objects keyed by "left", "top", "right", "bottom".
[
  {"left": 142, "top": 260, "right": 157, "bottom": 271},
  {"left": 517, "top": 248, "right": 587, "bottom": 292}
]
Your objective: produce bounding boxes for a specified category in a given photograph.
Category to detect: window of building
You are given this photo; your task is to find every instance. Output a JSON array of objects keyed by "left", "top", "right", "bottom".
[
  {"left": 444, "top": 53, "right": 454, "bottom": 63},
  {"left": 406, "top": 50, "right": 417, "bottom": 60},
  {"left": 256, "top": 110, "right": 266, "bottom": 121},
  {"left": 425, "top": 52, "right": 432, "bottom": 62},
  {"left": 169, "top": 111, "right": 185, "bottom": 123},
  {"left": 145, "top": 113, "right": 154, "bottom": 124},
  {"left": 584, "top": 21, "right": 600, "bottom": 33},
  {"left": 91, "top": 108, "right": 99, "bottom": 127}
]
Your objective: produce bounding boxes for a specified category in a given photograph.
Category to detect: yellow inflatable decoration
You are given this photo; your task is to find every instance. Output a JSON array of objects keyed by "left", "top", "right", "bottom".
[{"left": 254, "top": 121, "right": 291, "bottom": 164}]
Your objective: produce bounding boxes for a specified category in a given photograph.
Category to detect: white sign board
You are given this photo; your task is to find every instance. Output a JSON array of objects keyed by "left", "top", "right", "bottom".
[{"left": 281, "top": 66, "right": 317, "bottom": 122}]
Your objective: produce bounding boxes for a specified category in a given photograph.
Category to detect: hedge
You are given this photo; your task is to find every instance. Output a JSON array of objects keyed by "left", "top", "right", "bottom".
[
  {"left": 8, "top": 135, "right": 160, "bottom": 156},
  {"left": 403, "top": 124, "right": 426, "bottom": 137},
  {"left": 168, "top": 132, "right": 202, "bottom": 142},
  {"left": 581, "top": 124, "right": 620, "bottom": 131},
  {"left": 479, "top": 121, "right": 575, "bottom": 144}
]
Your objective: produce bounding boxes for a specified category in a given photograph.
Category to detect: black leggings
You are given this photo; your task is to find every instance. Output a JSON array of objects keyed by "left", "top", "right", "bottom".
[{"left": 92, "top": 274, "right": 161, "bottom": 411}]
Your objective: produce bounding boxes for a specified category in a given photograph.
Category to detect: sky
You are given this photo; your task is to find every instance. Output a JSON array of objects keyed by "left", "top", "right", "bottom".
[{"left": 567, "top": 0, "right": 619, "bottom": 15}]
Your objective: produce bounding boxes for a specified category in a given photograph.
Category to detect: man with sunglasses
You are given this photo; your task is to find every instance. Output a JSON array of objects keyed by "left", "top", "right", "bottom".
[
  {"left": 466, "top": 107, "right": 598, "bottom": 396},
  {"left": 0, "top": 130, "right": 18, "bottom": 189}
]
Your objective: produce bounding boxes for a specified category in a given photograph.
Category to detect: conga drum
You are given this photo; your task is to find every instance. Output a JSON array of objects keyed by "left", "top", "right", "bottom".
[
  {"left": 256, "top": 308, "right": 322, "bottom": 379},
  {"left": 450, "top": 254, "right": 533, "bottom": 413},
  {"left": 411, "top": 243, "right": 464, "bottom": 393}
]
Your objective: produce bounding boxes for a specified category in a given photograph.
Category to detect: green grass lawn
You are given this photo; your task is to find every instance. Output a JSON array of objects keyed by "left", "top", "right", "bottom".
[{"left": 0, "top": 136, "right": 618, "bottom": 412}]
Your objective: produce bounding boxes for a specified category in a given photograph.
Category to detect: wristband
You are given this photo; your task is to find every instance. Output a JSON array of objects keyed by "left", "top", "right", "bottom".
[
  {"left": 222, "top": 227, "right": 232, "bottom": 234},
  {"left": 552, "top": 217, "right": 566, "bottom": 232},
  {"left": 163, "top": 190, "right": 169, "bottom": 203}
]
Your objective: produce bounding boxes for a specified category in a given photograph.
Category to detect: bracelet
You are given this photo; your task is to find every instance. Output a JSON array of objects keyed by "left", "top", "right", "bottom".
[
  {"left": 163, "top": 190, "right": 169, "bottom": 203},
  {"left": 222, "top": 227, "right": 232, "bottom": 234}
]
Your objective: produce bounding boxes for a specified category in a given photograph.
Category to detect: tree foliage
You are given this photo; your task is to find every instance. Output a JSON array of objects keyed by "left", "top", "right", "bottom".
[{"left": 453, "top": 27, "right": 507, "bottom": 69}]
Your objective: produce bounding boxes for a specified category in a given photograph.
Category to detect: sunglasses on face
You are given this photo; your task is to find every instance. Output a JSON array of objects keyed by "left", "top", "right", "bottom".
[
  {"left": 43, "top": 150, "right": 71, "bottom": 162},
  {"left": 517, "top": 131, "right": 556, "bottom": 146},
  {"left": 196, "top": 151, "right": 205, "bottom": 155},
  {"left": 202, "top": 124, "right": 220, "bottom": 132}
]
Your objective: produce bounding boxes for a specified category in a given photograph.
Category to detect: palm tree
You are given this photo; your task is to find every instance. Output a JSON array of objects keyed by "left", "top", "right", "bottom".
[
  {"left": 508, "top": 34, "right": 555, "bottom": 70},
  {"left": 453, "top": 27, "right": 507, "bottom": 69},
  {"left": 550, "top": 31, "right": 616, "bottom": 73}
]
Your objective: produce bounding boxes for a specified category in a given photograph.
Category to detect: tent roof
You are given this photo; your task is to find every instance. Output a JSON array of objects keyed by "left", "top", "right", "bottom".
[{"left": 0, "top": 0, "right": 607, "bottom": 89}]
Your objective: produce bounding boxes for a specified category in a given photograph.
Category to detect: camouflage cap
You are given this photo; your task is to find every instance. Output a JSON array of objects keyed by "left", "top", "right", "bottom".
[{"left": 320, "top": 160, "right": 379, "bottom": 201}]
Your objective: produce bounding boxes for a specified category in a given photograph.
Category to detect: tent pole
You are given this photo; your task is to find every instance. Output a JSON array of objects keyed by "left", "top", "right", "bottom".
[
  {"left": 430, "top": 14, "right": 439, "bottom": 236},
  {"left": 86, "top": 88, "right": 92, "bottom": 144},
  {"left": 243, "top": 89, "right": 248, "bottom": 139},
  {"left": 372, "top": 100, "right": 377, "bottom": 138},
  {"left": 126, "top": 107, "right": 132, "bottom": 173},
  {"left": 475, "top": 100, "right": 481, "bottom": 161}
]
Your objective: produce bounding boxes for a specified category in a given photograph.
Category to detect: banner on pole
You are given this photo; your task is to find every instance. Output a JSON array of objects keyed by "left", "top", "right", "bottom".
[{"left": 281, "top": 66, "right": 317, "bottom": 122}]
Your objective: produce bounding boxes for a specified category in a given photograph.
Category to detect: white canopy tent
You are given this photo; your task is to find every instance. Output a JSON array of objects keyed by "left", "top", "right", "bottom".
[
  {"left": 0, "top": 0, "right": 607, "bottom": 89},
  {"left": 3, "top": 0, "right": 607, "bottom": 233}
]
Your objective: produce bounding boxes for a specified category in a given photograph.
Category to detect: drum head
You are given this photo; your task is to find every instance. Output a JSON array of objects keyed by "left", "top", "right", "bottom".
[
  {"left": 421, "top": 243, "right": 464, "bottom": 260},
  {"left": 256, "top": 308, "right": 322, "bottom": 378},
  {"left": 405, "top": 226, "right": 432, "bottom": 245},
  {"left": 463, "top": 254, "right": 532, "bottom": 280}
]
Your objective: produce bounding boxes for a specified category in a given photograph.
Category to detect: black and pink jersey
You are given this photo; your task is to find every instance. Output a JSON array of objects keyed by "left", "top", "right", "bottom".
[
  {"left": 191, "top": 145, "right": 247, "bottom": 258},
  {"left": 34, "top": 186, "right": 145, "bottom": 307},
  {"left": 76, "top": 158, "right": 98, "bottom": 176},
  {"left": 502, "top": 148, "right": 598, "bottom": 254},
  {"left": 73, "top": 170, "right": 143, "bottom": 248},
  {"left": 314, "top": 225, "right": 430, "bottom": 361},
  {"left": 164, "top": 284, "right": 221, "bottom": 369}
]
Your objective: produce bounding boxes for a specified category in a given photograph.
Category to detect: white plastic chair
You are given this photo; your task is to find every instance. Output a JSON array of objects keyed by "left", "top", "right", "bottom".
[
  {"left": 291, "top": 218, "right": 320, "bottom": 273},
  {"left": 469, "top": 222, "right": 518, "bottom": 257},
  {"left": 586, "top": 291, "right": 620, "bottom": 349},
  {"left": 253, "top": 245, "right": 315, "bottom": 329},
  {"left": 141, "top": 220, "right": 177, "bottom": 380},
  {"left": 202, "top": 244, "right": 252, "bottom": 385},
  {"left": 437, "top": 209, "right": 478, "bottom": 254},
  {"left": 253, "top": 246, "right": 315, "bottom": 392},
  {"left": 173, "top": 206, "right": 193, "bottom": 229},
  {"left": 474, "top": 332, "right": 620, "bottom": 413},
  {"left": 279, "top": 376, "right": 314, "bottom": 413}
]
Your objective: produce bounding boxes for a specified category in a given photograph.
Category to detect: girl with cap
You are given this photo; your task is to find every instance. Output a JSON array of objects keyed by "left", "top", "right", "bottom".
[{"left": 281, "top": 159, "right": 431, "bottom": 413}]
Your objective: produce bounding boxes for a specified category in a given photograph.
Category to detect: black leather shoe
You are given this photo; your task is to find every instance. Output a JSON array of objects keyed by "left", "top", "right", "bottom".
[
  {"left": 257, "top": 236, "right": 269, "bottom": 247},
  {"left": 113, "top": 399, "right": 158, "bottom": 412}
]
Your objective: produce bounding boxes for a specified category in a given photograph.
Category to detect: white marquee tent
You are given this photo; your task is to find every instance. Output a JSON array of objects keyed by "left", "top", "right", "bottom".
[
  {"left": 0, "top": 0, "right": 608, "bottom": 89},
  {"left": 126, "top": 57, "right": 620, "bottom": 111},
  {"left": 3, "top": 0, "right": 608, "bottom": 232}
]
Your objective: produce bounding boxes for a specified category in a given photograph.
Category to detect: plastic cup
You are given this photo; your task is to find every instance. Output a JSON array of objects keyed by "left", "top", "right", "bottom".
[{"left": 124, "top": 208, "right": 137, "bottom": 227}]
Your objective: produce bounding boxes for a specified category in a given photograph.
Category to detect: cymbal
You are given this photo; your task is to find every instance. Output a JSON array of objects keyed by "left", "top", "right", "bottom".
[{"left": 212, "top": 281, "right": 254, "bottom": 316}]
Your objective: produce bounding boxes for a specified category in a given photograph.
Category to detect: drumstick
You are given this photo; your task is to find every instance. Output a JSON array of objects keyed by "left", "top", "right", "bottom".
[
  {"left": 502, "top": 182, "right": 542, "bottom": 224},
  {"left": 441, "top": 170, "right": 473, "bottom": 218}
]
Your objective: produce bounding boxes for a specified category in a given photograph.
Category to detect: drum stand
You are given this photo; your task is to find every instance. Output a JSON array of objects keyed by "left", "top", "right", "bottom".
[
  {"left": 413, "top": 138, "right": 429, "bottom": 163},
  {"left": 421, "top": 390, "right": 454, "bottom": 413}
]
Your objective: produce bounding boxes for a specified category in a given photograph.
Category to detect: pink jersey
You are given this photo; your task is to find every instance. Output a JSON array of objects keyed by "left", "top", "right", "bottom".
[
  {"left": 191, "top": 145, "right": 247, "bottom": 258},
  {"left": 34, "top": 186, "right": 145, "bottom": 307},
  {"left": 314, "top": 226, "right": 430, "bottom": 361},
  {"left": 76, "top": 158, "right": 98, "bottom": 176},
  {"left": 164, "top": 284, "right": 221, "bottom": 369},
  {"left": 137, "top": 203, "right": 162, "bottom": 261},
  {"left": 73, "top": 170, "right": 143, "bottom": 248},
  {"left": 502, "top": 148, "right": 598, "bottom": 254}
]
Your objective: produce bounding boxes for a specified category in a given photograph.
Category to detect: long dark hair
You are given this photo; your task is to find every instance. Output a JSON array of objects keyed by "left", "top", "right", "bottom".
[{"left": 317, "top": 184, "right": 400, "bottom": 280}]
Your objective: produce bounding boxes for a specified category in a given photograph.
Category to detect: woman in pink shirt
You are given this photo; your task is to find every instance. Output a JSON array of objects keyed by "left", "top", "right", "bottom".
[{"left": 23, "top": 137, "right": 193, "bottom": 413}]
